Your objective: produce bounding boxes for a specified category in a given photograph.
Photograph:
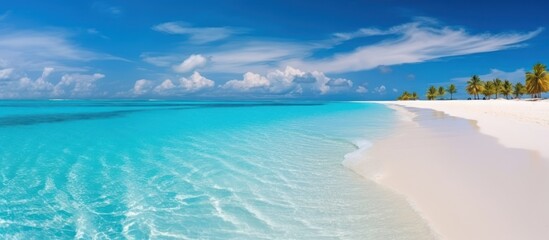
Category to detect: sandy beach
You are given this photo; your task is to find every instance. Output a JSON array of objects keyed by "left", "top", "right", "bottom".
[{"left": 345, "top": 100, "right": 549, "bottom": 240}]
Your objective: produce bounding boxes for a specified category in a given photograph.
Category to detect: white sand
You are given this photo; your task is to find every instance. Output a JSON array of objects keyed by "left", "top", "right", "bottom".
[
  {"left": 344, "top": 100, "right": 549, "bottom": 240},
  {"left": 384, "top": 100, "right": 549, "bottom": 159}
]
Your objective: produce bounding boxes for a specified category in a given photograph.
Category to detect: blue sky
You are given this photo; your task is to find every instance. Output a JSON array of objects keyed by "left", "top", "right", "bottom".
[{"left": 0, "top": 0, "right": 547, "bottom": 100}]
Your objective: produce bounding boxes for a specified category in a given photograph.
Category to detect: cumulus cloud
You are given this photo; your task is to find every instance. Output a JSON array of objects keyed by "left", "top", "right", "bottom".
[
  {"left": 173, "top": 54, "right": 208, "bottom": 73},
  {"left": 33, "top": 67, "right": 55, "bottom": 91},
  {"left": 53, "top": 73, "right": 105, "bottom": 96},
  {"left": 154, "top": 79, "right": 176, "bottom": 93},
  {"left": 222, "top": 72, "right": 270, "bottom": 91},
  {"left": 133, "top": 79, "right": 153, "bottom": 95},
  {"left": 135, "top": 72, "right": 214, "bottom": 96},
  {"left": 152, "top": 22, "right": 239, "bottom": 44},
  {"left": 328, "top": 78, "right": 353, "bottom": 87},
  {"left": 356, "top": 86, "right": 368, "bottom": 93},
  {"left": 0, "top": 67, "right": 105, "bottom": 98},
  {"left": 221, "top": 66, "right": 353, "bottom": 95},
  {"left": 374, "top": 85, "right": 386, "bottom": 94},
  {"left": 179, "top": 71, "right": 215, "bottom": 92}
]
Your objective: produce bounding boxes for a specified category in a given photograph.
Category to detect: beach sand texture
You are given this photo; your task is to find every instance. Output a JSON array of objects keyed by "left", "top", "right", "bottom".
[{"left": 345, "top": 100, "right": 549, "bottom": 240}]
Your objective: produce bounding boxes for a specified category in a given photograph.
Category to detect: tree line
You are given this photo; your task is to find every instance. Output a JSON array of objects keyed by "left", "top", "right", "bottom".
[
  {"left": 397, "top": 84, "right": 457, "bottom": 100},
  {"left": 397, "top": 63, "right": 549, "bottom": 100},
  {"left": 466, "top": 63, "right": 549, "bottom": 100}
]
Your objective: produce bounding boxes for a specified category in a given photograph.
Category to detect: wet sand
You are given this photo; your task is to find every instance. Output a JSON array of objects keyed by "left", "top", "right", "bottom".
[{"left": 344, "top": 104, "right": 549, "bottom": 240}]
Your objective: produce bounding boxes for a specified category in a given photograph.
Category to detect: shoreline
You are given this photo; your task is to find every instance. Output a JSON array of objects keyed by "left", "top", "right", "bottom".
[
  {"left": 345, "top": 101, "right": 549, "bottom": 239},
  {"left": 373, "top": 100, "right": 549, "bottom": 159}
]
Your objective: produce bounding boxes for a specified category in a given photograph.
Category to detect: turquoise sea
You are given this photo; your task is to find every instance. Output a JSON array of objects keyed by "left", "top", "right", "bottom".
[{"left": 0, "top": 101, "right": 434, "bottom": 239}]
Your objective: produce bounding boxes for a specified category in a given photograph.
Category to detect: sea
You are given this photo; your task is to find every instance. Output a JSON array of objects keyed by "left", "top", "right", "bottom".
[{"left": 0, "top": 100, "right": 434, "bottom": 239}]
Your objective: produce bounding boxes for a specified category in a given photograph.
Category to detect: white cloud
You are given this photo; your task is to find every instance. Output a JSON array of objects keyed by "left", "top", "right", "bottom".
[
  {"left": 137, "top": 72, "right": 215, "bottom": 95},
  {"left": 34, "top": 67, "right": 55, "bottom": 91},
  {"left": 222, "top": 72, "right": 270, "bottom": 91},
  {"left": 8, "top": 67, "right": 55, "bottom": 95},
  {"left": 393, "top": 88, "right": 398, "bottom": 93},
  {"left": 208, "top": 41, "right": 317, "bottom": 73},
  {"left": 333, "top": 27, "right": 396, "bottom": 41},
  {"left": 331, "top": 17, "right": 439, "bottom": 41},
  {"left": 53, "top": 73, "right": 105, "bottom": 96},
  {"left": 0, "top": 67, "right": 105, "bottom": 98},
  {"left": 452, "top": 68, "right": 526, "bottom": 83},
  {"left": 87, "top": 28, "right": 109, "bottom": 39},
  {"left": 222, "top": 66, "right": 353, "bottom": 95},
  {"left": 0, "top": 29, "right": 122, "bottom": 71},
  {"left": 378, "top": 65, "right": 392, "bottom": 73},
  {"left": 328, "top": 78, "right": 353, "bottom": 87},
  {"left": 179, "top": 71, "right": 215, "bottom": 92},
  {"left": 356, "top": 86, "right": 368, "bottom": 93},
  {"left": 288, "top": 20, "right": 542, "bottom": 73},
  {"left": 374, "top": 85, "right": 386, "bottom": 94},
  {"left": 92, "top": 2, "right": 122, "bottom": 16},
  {"left": 141, "top": 54, "right": 179, "bottom": 67},
  {"left": 152, "top": 22, "right": 239, "bottom": 44},
  {"left": 154, "top": 79, "right": 176, "bottom": 93},
  {"left": 149, "top": 19, "right": 541, "bottom": 76},
  {"left": 0, "top": 68, "right": 13, "bottom": 79},
  {"left": 133, "top": 79, "right": 153, "bottom": 95},
  {"left": 173, "top": 54, "right": 208, "bottom": 73}
]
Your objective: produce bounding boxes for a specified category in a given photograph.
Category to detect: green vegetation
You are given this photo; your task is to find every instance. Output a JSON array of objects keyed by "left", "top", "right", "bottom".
[
  {"left": 466, "top": 75, "right": 484, "bottom": 100},
  {"left": 502, "top": 80, "right": 512, "bottom": 99},
  {"left": 447, "top": 84, "right": 457, "bottom": 100},
  {"left": 397, "top": 91, "right": 419, "bottom": 100},
  {"left": 397, "top": 84, "right": 457, "bottom": 101},
  {"left": 427, "top": 86, "right": 437, "bottom": 100},
  {"left": 437, "top": 86, "right": 446, "bottom": 100},
  {"left": 464, "top": 63, "right": 548, "bottom": 100},
  {"left": 482, "top": 81, "right": 495, "bottom": 99},
  {"left": 513, "top": 82, "right": 526, "bottom": 99},
  {"left": 398, "top": 63, "right": 548, "bottom": 101},
  {"left": 525, "top": 63, "right": 549, "bottom": 98},
  {"left": 492, "top": 78, "right": 503, "bottom": 98}
]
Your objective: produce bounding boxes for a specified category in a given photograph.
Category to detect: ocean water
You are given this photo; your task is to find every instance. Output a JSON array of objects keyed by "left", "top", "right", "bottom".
[{"left": 0, "top": 101, "right": 434, "bottom": 239}]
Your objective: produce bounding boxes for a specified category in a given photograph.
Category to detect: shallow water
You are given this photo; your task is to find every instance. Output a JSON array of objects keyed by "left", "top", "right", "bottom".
[{"left": 0, "top": 101, "right": 434, "bottom": 239}]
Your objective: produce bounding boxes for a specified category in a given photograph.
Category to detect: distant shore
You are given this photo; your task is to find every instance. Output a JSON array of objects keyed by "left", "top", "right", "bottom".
[{"left": 345, "top": 100, "right": 549, "bottom": 239}]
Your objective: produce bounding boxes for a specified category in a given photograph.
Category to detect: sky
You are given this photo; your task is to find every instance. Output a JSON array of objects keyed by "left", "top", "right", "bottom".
[{"left": 0, "top": 0, "right": 547, "bottom": 100}]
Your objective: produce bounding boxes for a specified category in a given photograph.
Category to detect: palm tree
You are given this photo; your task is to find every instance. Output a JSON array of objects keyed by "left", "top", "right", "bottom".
[
  {"left": 492, "top": 78, "right": 503, "bottom": 98},
  {"left": 483, "top": 81, "right": 495, "bottom": 99},
  {"left": 447, "top": 84, "right": 457, "bottom": 100},
  {"left": 513, "top": 82, "right": 526, "bottom": 99},
  {"left": 397, "top": 91, "right": 411, "bottom": 100},
  {"left": 437, "top": 86, "right": 446, "bottom": 100},
  {"left": 427, "top": 86, "right": 438, "bottom": 100},
  {"left": 466, "top": 75, "right": 484, "bottom": 99},
  {"left": 411, "top": 92, "right": 418, "bottom": 100},
  {"left": 525, "top": 63, "right": 549, "bottom": 98},
  {"left": 502, "top": 80, "right": 512, "bottom": 99}
]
